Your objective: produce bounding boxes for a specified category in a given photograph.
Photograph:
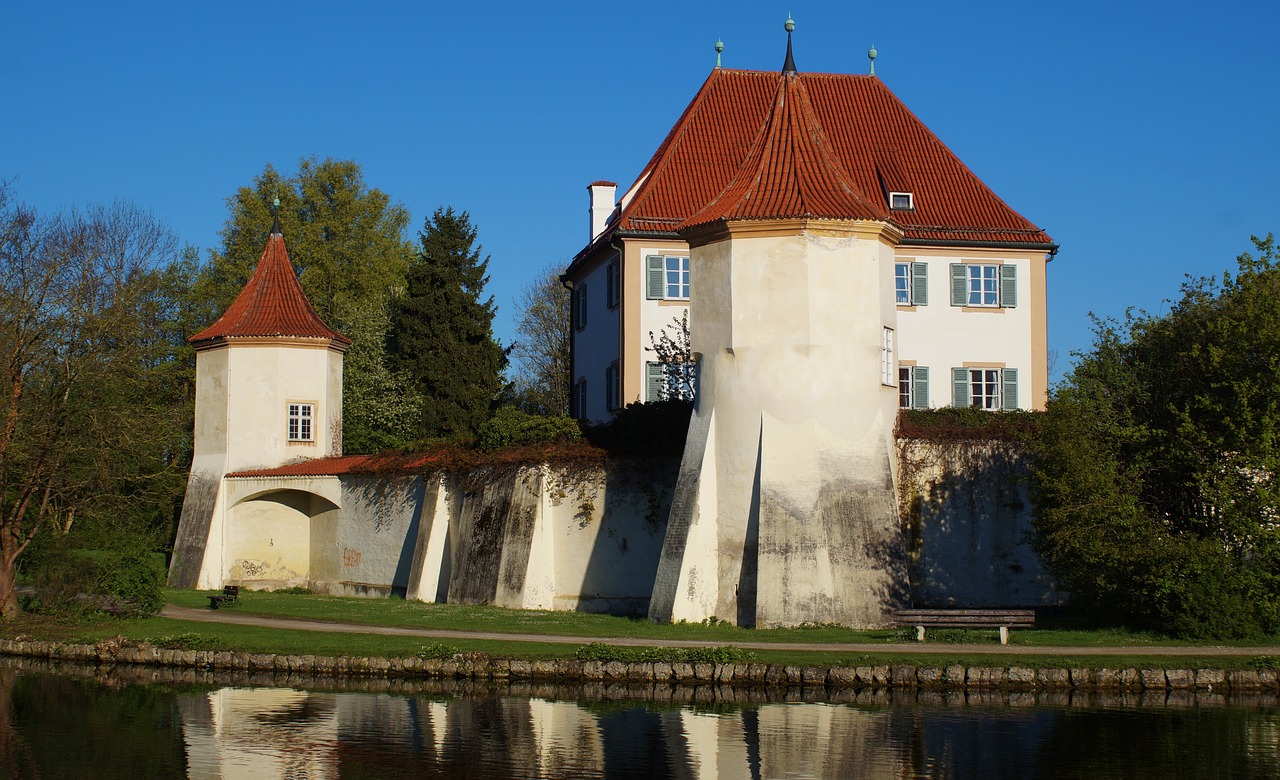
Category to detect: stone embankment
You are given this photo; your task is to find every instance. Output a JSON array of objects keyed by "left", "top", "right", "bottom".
[{"left": 2, "top": 638, "right": 1277, "bottom": 693}]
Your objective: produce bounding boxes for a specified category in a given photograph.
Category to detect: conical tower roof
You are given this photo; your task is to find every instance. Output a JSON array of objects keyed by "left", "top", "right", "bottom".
[
  {"left": 679, "top": 70, "right": 889, "bottom": 231},
  {"left": 190, "top": 225, "right": 350, "bottom": 349}
]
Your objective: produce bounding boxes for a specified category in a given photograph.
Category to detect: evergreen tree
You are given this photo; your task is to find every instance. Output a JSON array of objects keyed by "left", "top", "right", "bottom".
[
  {"left": 198, "top": 157, "right": 419, "bottom": 453},
  {"left": 389, "top": 207, "right": 504, "bottom": 440}
]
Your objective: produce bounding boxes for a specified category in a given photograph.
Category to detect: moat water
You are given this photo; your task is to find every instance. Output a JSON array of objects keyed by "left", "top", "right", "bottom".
[{"left": 1, "top": 661, "right": 1277, "bottom": 779}]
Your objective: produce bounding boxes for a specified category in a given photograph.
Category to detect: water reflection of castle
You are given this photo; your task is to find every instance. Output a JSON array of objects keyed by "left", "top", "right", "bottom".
[{"left": 176, "top": 687, "right": 941, "bottom": 778}]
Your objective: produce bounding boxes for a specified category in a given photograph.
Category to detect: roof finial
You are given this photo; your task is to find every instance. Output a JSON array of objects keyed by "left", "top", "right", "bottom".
[
  {"left": 270, "top": 195, "right": 282, "bottom": 236},
  {"left": 782, "top": 15, "right": 797, "bottom": 74},
  {"left": 868, "top": 44, "right": 877, "bottom": 76},
  {"left": 715, "top": 38, "right": 724, "bottom": 68}
]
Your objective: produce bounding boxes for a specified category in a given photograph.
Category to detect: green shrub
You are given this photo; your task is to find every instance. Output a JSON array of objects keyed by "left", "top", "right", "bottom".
[
  {"left": 97, "top": 547, "right": 165, "bottom": 617},
  {"left": 416, "top": 642, "right": 459, "bottom": 659},
  {"left": 478, "top": 407, "right": 582, "bottom": 450}
]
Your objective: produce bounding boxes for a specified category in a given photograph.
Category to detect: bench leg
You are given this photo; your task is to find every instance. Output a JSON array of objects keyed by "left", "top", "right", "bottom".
[
  {"left": 916, "top": 626, "right": 925, "bottom": 642},
  {"left": 999, "top": 626, "right": 1009, "bottom": 645}
]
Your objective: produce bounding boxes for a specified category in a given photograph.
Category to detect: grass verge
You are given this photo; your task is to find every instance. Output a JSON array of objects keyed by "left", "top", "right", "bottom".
[
  {"left": 162, "top": 589, "right": 1279, "bottom": 649},
  {"left": 1, "top": 590, "right": 1277, "bottom": 671}
]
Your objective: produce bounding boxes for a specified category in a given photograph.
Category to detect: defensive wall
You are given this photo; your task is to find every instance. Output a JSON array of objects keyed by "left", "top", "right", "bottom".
[{"left": 189, "top": 438, "right": 1056, "bottom": 618}]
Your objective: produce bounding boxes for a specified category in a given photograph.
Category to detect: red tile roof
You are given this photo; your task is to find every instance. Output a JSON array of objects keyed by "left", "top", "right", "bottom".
[
  {"left": 227, "top": 451, "right": 439, "bottom": 478},
  {"left": 190, "top": 230, "right": 351, "bottom": 348},
  {"left": 680, "top": 72, "right": 888, "bottom": 229},
  {"left": 572, "top": 68, "right": 1053, "bottom": 268}
]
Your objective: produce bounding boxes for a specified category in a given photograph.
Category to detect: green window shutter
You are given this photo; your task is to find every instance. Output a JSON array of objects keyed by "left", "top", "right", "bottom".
[
  {"left": 1000, "top": 264, "right": 1018, "bottom": 308},
  {"left": 575, "top": 284, "right": 587, "bottom": 328},
  {"left": 646, "top": 362, "right": 664, "bottom": 402},
  {"left": 911, "top": 262, "right": 928, "bottom": 306},
  {"left": 950, "top": 264, "right": 966, "bottom": 306},
  {"left": 646, "top": 255, "right": 665, "bottom": 299},
  {"left": 912, "top": 366, "right": 930, "bottom": 409},
  {"left": 606, "top": 261, "right": 619, "bottom": 308},
  {"left": 1002, "top": 368, "right": 1019, "bottom": 410},
  {"left": 951, "top": 367, "right": 969, "bottom": 407}
]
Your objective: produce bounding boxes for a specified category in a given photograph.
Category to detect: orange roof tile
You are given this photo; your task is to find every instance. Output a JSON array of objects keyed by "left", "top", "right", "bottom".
[
  {"left": 190, "top": 229, "right": 351, "bottom": 347},
  {"left": 227, "top": 451, "right": 439, "bottom": 478},
  {"left": 571, "top": 68, "right": 1053, "bottom": 268},
  {"left": 680, "top": 72, "right": 888, "bottom": 229}
]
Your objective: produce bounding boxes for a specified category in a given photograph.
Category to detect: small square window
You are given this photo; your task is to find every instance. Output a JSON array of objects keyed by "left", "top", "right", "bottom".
[
  {"left": 287, "top": 403, "right": 314, "bottom": 442},
  {"left": 890, "top": 192, "right": 914, "bottom": 211}
]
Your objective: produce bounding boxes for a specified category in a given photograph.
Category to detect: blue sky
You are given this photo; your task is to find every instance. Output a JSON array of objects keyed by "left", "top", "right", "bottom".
[{"left": 2, "top": 1, "right": 1276, "bottom": 382}]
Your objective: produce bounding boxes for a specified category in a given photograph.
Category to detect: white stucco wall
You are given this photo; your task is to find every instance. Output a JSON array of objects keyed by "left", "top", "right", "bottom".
[
  {"left": 893, "top": 247, "right": 1049, "bottom": 410},
  {"left": 651, "top": 223, "right": 909, "bottom": 628},
  {"left": 220, "top": 343, "right": 344, "bottom": 471}
]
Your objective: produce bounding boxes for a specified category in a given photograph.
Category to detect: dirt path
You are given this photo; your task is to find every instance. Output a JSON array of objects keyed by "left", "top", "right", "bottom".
[{"left": 159, "top": 605, "right": 1280, "bottom": 657}]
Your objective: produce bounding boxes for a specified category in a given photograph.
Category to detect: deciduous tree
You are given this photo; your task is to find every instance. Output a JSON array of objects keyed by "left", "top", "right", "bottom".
[
  {"left": 0, "top": 186, "right": 186, "bottom": 618},
  {"left": 648, "top": 312, "right": 696, "bottom": 401},
  {"left": 1030, "top": 233, "right": 1280, "bottom": 638},
  {"left": 510, "top": 263, "right": 570, "bottom": 415},
  {"left": 199, "top": 157, "right": 418, "bottom": 452}
]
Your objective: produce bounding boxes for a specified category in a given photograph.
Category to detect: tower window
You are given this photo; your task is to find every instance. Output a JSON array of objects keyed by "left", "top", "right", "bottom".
[{"left": 288, "top": 403, "right": 314, "bottom": 442}]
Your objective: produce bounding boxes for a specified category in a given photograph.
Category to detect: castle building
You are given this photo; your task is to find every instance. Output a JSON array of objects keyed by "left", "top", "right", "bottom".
[
  {"left": 563, "top": 39, "right": 1056, "bottom": 424},
  {"left": 167, "top": 27, "right": 1060, "bottom": 626}
]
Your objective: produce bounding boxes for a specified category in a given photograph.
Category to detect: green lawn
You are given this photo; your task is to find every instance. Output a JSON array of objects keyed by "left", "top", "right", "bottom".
[
  {"left": 165, "top": 588, "right": 1271, "bottom": 648},
  {"left": 1, "top": 589, "right": 1275, "bottom": 671}
]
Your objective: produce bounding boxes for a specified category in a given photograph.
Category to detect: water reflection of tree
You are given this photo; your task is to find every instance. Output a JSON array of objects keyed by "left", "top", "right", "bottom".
[
  {"left": 1033, "top": 707, "right": 1280, "bottom": 778},
  {"left": 2, "top": 670, "right": 187, "bottom": 776},
  {"left": 0, "top": 668, "right": 35, "bottom": 779}
]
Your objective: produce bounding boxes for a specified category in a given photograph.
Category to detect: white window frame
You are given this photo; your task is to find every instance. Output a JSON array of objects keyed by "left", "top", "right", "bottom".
[
  {"left": 665, "top": 255, "right": 690, "bottom": 300},
  {"left": 898, "top": 366, "right": 929, "bottom": 409},
  {"left": 969, "top": 367, "right": 1002, "bottom": 409},
  {"left": 287, "top": 402, "right": 314, "bottom": 442},
  {"left": 967, "top": 264, "right": 1000, "bottom": 307},
  {"left": 889, "top": 192, "right": 914, "bottom": 211},
  {"left": 894, "top": 263, "right": 911, "bottom": 305},
  {"left": 881, "top": 327, "right": 895, "bottom": 386}
]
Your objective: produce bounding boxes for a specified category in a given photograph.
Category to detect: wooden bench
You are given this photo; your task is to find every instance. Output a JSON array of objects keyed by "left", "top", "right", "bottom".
[
  {"left": 208, "top": 585, "right": 240, "bottom": 610},
  {"left": 893, "top": 608, "right": 1035, "bottom": 645}
]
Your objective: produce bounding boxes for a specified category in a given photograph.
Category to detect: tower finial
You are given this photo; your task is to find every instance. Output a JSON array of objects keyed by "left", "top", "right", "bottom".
[
  {"left": 782, "top": 15, "right": 797, "bottom": 74},
  {"left": 868, "top": 44, "right": 877, "bottom": 76},
  {"left": 270, "top": 195, "right": 282, "bottom": 236},
  {"left": 715, "top": 38, "right": 724, "bottom": 68}
]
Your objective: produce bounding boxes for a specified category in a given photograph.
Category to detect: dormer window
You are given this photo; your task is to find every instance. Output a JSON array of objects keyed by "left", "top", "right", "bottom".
[{"left": 890, "top": 192, "right": 914, "bottom": 211}]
